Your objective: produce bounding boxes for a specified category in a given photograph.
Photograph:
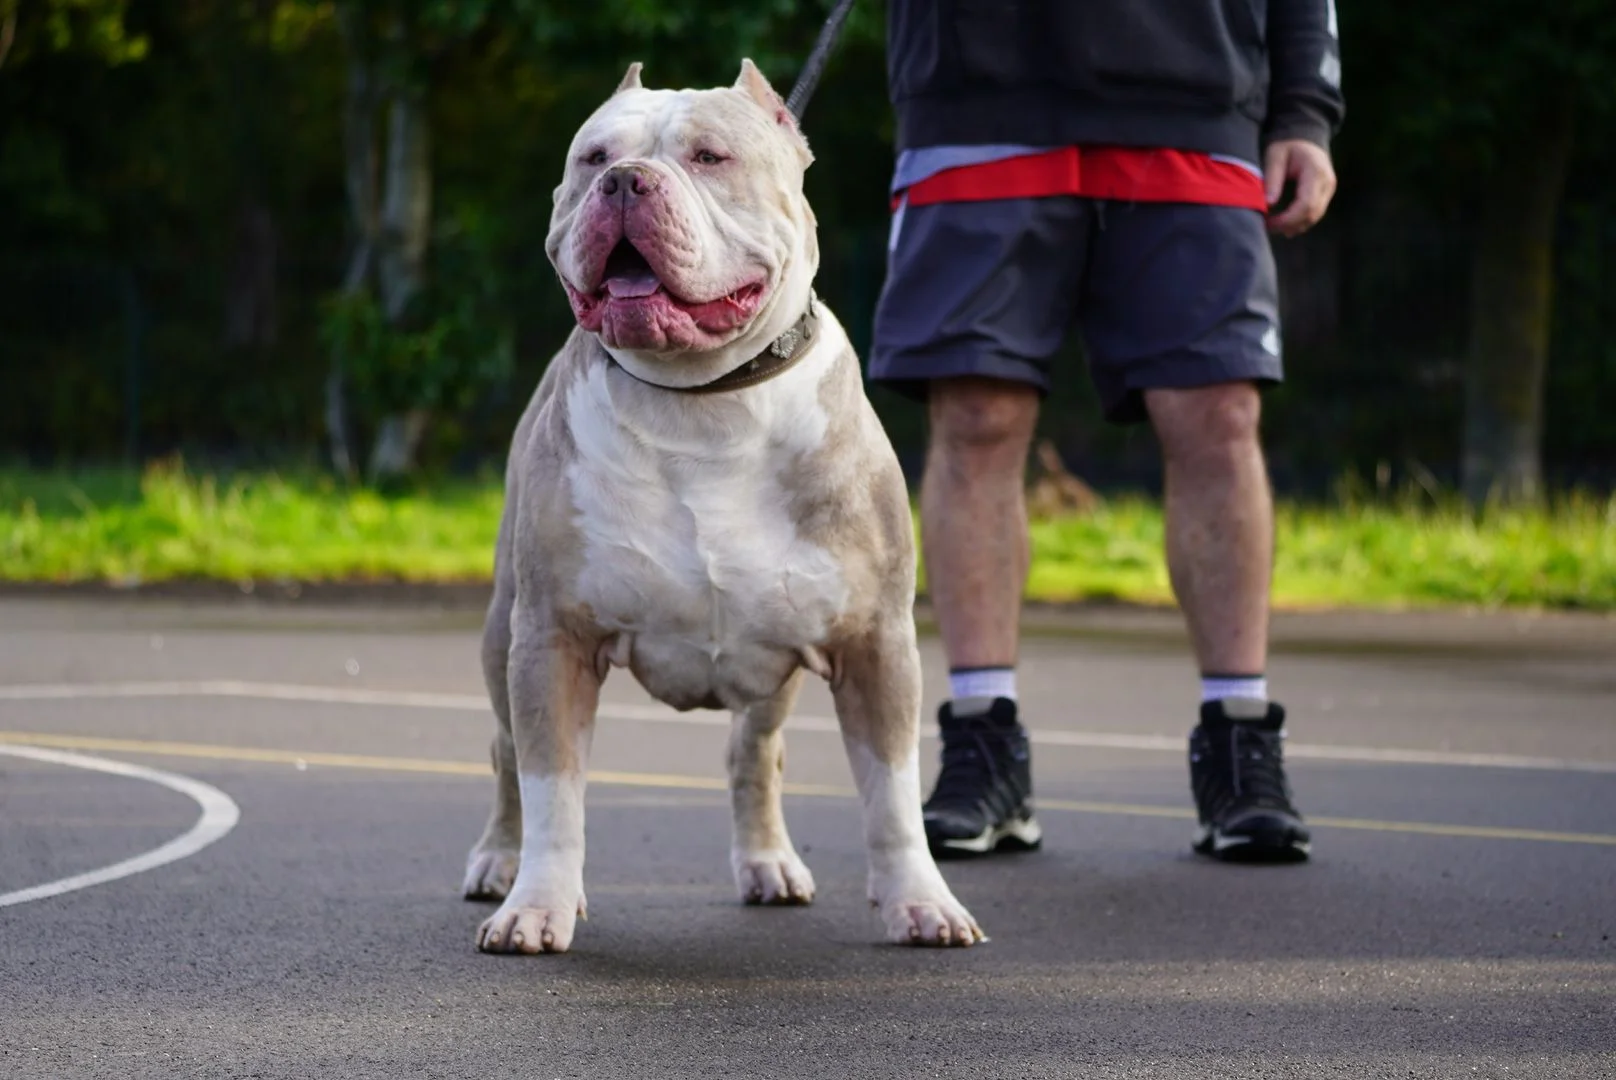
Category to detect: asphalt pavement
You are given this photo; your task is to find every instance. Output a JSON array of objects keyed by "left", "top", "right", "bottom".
[{"left": 1, "top": 595, "right": 1613, "bottom": 1079}]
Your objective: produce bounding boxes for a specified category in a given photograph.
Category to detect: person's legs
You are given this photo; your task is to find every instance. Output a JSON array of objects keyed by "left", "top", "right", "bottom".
[
  {"left": 920, "top": 378, "right": 1040, "bottom": 677},
  {"left": 870, "top": 196, "right": 1091, "bottom": 857},
  {"left": 914, "top": 380, "right": 1044, "bottom": 856},
  {"left": 1078, "top": 203, "right": 1308, "bottom": 861},
  {"left": 1144, "top": 382, "right": 1271, "bottom": 683},
  {"left": 1148, "top": 382, "right": 1306, "bottom": 861}
]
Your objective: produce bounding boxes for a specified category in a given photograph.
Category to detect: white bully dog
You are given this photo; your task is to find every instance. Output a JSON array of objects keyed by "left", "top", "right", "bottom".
[{"left": 462, "top": 60, "right": 983, "bottom": 952}]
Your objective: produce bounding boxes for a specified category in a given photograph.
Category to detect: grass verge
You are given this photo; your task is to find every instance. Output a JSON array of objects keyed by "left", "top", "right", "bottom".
[
  {"left": 3, "top": 463, "right": 1613, "bottom": 611},
  {"left": 1, "top": 463, "right": 502, "bottom": 585}
]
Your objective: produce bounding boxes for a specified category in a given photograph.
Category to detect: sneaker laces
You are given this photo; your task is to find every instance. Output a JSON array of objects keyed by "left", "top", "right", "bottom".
[
  {"left": 1227, "top": 723, "right": 1292, "bottom": 808},
  {"left": 930, "top": 729, "right": 1001, "bottom": 810}
]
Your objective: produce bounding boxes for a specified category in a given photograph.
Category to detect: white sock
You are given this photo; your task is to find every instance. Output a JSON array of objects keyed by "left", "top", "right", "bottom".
[
  {"left": 949, "top": 667, "right": 1017, "bottom": 703},
  {"left": 1200, "top": 674, "right": 1268, "bottom": 705}
]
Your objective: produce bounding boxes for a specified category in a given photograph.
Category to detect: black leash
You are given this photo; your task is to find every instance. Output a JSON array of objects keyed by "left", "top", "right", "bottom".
[{"left": 785, "top": 0, "right": 857, "bottom": 121}]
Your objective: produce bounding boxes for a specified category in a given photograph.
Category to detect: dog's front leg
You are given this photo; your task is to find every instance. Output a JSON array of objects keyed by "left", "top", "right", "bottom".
[
  {"left": 728, "top": 670, "right": 815, "bottom": 905},
  {"left": 463, "top": 560, "right": 521, "bottom": 900},
  {"left": 833, "top": 619, "right": 983, "bottom": 947},
  {"left": 476, "top": 610, "right": 599, "bottom": 955}
]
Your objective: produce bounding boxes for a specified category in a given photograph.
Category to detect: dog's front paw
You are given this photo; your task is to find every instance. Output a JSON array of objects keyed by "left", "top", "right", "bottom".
[
  {"left": 732, "top": 848, "right": 815, "bottom": 905},
  {"left": 877, "top": 896, "right": 983, "bottom": 947},
  {"left": 462, "top": 847, "right": 519, "bottom": 901},
  {"left": 871, "top": 868, "right": 983, "bottom": 947},
  {"left": 477, "top": 892, "right": 586, "bottom": 955}
]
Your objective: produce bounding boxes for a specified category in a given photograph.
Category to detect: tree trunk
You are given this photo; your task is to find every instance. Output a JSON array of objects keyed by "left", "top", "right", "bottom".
[
  {"left": 0, "top": 4, "right": 18, "bottom": 71},
  {"left": 1461, "top": 99, "right": 1575, "bottom": 506},
  {"left": 338, "top": 8, "right": 379, "bottom": 283},
  {"left": 324, "top": 370, "right": 356, "bottom": 482},
  {"left": 368, "top": 81, "right": 434, "bottom": 482},
  {"left": 330, "top": 4, "right": 436, "bottom": 485},
  {"left": 367, "top": 407, "right": 432, "bottom": 484},
  {"left": 375, "top": 88, "right": 431, "bottom": 322},
  {"left": 327, "top": 3, "right": 378, "bottom": 482}
]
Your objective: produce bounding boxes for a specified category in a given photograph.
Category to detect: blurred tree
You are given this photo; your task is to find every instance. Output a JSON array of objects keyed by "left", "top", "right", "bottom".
[
  {"left": 22, "top": 1, "right": 1607, "bottom": 495},
  {"left": 316, "top": 0, "right": 871, "bottom": 481},
  {"left": 1348, "top": 0, "right": 1616, "bottom": 504},
  {"left": 322, "top": 1, "right": 466, "bottom": 481},
  {"left": 0, "top": 0, "right": 148, "bottom": 70}
]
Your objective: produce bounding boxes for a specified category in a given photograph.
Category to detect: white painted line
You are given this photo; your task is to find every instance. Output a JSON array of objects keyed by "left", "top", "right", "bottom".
[
  {"left": 2, "top": 680, "right": 1613, "bottom": 775},
  {"left": 0, "top": 744, "right": 241, "bottom": 908},
  {"left": 0, "top": 679, "right": 492, "bottom": 711}
]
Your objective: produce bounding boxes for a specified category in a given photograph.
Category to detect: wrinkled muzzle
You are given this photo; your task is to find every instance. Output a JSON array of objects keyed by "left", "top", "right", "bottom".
[{"left": 560, "top": 163, "right": 767, "bottom": 352}]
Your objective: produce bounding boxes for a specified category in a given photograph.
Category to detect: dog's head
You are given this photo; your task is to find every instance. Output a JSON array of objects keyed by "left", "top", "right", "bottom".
[{"left": 546, "top": 60, "right": 818, "bottom": 387}]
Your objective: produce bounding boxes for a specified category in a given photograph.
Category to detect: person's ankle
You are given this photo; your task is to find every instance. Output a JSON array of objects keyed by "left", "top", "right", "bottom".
[
  {"left": 949, "top": 666, "right": 1017, "bottom": 703},
  {"left": 948, "top": 695, "right": 999, "bottom": 718},
  {"left": 1200, "top": 672, "right": 1267, "bottom": 709}
]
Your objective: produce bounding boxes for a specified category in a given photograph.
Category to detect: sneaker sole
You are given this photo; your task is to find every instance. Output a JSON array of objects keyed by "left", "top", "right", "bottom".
[
  {"left": 1193, "top": 825, "right": 1311, "bottom": 864},
  {"left": 930, "top": 815, "right": 1043, "bottom": 859}
]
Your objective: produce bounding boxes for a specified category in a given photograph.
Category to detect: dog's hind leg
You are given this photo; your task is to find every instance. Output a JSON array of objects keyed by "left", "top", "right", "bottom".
[
  {"left": 463, "top": 516, "right": 522, "bottom": 901},
  {"left": 728, "top": 670, "right": 816, "bottom": 905},
  {"left": 832, "top": 617, "right": 983, "bottom": 947}
]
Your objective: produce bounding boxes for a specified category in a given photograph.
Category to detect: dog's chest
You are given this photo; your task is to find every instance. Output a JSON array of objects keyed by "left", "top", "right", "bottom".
[{"left": 561, "top": 367, "right": 847, "bottom": 705}]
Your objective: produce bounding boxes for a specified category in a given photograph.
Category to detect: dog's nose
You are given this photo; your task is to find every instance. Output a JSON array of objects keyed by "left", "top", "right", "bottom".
[{"left": 600, "top": 164, "right": 661, "bottom": 199}]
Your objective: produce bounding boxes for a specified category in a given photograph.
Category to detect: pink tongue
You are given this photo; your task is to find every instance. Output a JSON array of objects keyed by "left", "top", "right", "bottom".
[{"left": 604, "top": 270, "right": 661, "bottom": 299}]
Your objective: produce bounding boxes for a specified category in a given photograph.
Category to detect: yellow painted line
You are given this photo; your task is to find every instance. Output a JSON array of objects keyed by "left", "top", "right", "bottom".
[
  {"left": 1037, "top": 797, "right": 1616, "bottom": 846},
  {"left": 8, "top": 679, "right": 1616, "bottom": 775},
  {"left": 1294, "top": 816, "right": 1616, "bottom": 845},
  {"left": 0, "top": 731, "right": 850, "bottom": 797},
  {"left": 1038, "top": 798, "right": 1196, "bottom": 821},
  {"left": 4, "top": 730, "right": 1613, "bottom": 848}
]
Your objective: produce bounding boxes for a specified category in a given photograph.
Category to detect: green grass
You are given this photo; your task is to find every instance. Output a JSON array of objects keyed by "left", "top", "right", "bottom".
[
  {"left": 0, "top": 462, "right": 502, "bottom": 585},
  {"left": 3, "top": 463, "right": 1614, "bottom": 611},
  {"left": 1012, "top": 491, "right": 1616, "bottom": 611}
]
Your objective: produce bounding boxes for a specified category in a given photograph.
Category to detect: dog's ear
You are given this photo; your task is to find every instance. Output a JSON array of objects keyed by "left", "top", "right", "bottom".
[
  {"left": 734, "top": 58, "right": 813, "bottom": 166},
  {"left": 615, "top": 62, "right": 644, "bottom": 95}
]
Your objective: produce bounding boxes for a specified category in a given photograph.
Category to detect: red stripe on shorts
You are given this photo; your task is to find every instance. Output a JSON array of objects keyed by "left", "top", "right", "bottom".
[{"left": 895, "top": 146, "right": 1267, "bottom": 212}]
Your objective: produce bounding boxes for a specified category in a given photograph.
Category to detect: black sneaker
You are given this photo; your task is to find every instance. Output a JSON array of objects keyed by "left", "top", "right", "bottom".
[
  {"left": 1189, "top": 700, "right": 1311, "bottom": 862},
  {"left": 922, "top": 697, "right": 1042, "bottom": 858}
]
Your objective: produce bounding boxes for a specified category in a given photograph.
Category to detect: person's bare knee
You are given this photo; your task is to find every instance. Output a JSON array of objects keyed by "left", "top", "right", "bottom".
[
  {"left": 1146, "top": 383, "right": 1262, "bottom": 466},
  {"left": 928, "top": 378, "right": 1040, "bottom": 470}
]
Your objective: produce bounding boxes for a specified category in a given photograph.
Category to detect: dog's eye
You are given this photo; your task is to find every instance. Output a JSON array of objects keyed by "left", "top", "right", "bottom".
[
  {"left": 584, "top": 149, "right": 609, "bottom": 167},
  {"left": 694, "top": 150, "right": 726, "bottom": 166}
]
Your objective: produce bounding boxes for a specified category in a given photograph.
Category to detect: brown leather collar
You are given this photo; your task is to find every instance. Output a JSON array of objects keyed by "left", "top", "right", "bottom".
[{"left": 605, "top": 295, "right": 820, "bottom": 394}]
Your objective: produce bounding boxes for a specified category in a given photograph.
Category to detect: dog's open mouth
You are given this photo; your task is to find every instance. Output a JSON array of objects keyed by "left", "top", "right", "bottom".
[
  {"left": 579, "top": 239, "right": 765, "bottom": 314},
  {"left": 601, "top": 240, "right": 663, "bottom": 300},
  {"left": 564, "top": 237, "right": 770, "bottom": 345}
]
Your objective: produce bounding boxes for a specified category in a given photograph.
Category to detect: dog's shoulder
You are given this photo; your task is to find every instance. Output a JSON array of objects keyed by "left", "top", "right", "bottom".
[
  {"left": 776, "top": 305, "right": 917, "bottom": 615},
  {"left": 501, "top": 330, "right": 604, "bottom": 577},
  {"left": 507, "top": 328, "right": 600, "bottom": 480}
]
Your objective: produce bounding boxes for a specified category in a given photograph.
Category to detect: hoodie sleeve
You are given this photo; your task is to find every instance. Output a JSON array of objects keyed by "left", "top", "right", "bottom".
[{"left": 1265, "top": 0, "right": 1345, "bottom": 150}]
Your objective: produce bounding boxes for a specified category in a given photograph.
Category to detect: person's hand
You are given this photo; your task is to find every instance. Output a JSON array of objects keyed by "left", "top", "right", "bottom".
[{"left": 1263, "top": 139, "right": 1336, "bottom": 238}]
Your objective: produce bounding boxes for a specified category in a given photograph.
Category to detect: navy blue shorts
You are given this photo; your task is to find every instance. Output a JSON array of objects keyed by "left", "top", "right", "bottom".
[{"left": 868, "top": 197, "right": 1283, "bottom": 424}]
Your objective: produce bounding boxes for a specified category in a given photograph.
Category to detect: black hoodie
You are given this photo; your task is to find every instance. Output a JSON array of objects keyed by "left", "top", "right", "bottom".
[{"left": 887, "top": 0, "right": 1344, "bottom": 162}]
